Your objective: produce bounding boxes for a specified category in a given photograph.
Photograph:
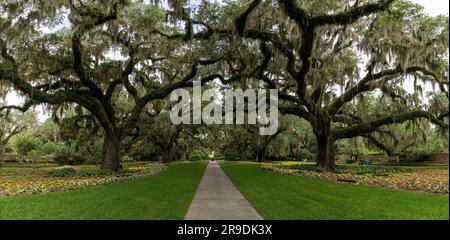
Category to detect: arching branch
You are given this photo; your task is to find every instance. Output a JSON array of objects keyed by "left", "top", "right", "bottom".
[
  {"left": 326, "top": 66, "right": 442, "bottom": 116},
  {"left": 71, "top": 2, "right": 120, "bottom": 99},
  {"left": 311, "top": 0, "right": 394, "bottom": 26},
  {"left": 366, "top": 134, "right": 394, "bottom": 156},
  {"left": 333, "top": 109, "right": 449, "bottom": 139},
  {"left": 0, "top": 100, "right": 35, "bottom": 113}
]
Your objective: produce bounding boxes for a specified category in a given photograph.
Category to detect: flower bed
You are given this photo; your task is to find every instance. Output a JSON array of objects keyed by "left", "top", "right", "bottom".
[
  {"left": 262, "top": 163, "right": 449, "bottom": 194},
  {"left": 0, "top": 162, "right": 167, "bottom": 197}
]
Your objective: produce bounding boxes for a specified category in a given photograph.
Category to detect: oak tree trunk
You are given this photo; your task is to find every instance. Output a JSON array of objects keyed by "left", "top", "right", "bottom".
[
  {"left": 316, "top": 134, "right": 335, "bottom": 171},
  {"left": 313, "top": 114, "right": 336, "bottom": 172},
  {"left": 178, "top": 149, "right": 187, "bottom": 161},
  {"left": 256, "top": 149, "right": 266, "bottom": 162},
  {"left": 162, "top": 147, "right": 173, "bottom": 163},
  {"left": 102, "top": 133, "right": 122, "bottom": 171},
  {"left": 240, "top": 151, "right": 246, "bottom": 161}
]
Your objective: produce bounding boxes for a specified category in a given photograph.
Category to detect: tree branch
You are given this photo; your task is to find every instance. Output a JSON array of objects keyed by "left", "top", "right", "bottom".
[
  {"left": 310, "top": 0, "right": 394, "bottom": 26},
  {"left": 235, "top": 0, "right": 262, "bottom": 36},
  {"left": 333, "top": 109, "right": 449, "bottom": 139},
  {"left": 71, "top": 3, "right": 120, "bottom": 99},
  {"left": 326, "top": 65, "right": 441, "bottom": 116}
]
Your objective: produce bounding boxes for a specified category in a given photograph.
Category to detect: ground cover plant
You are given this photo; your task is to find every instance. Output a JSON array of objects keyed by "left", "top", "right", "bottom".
[
  {"left": 0, "top": 162, "right": 166, "bottom": 196},
  {"left": 262, "top": 162, "right": 449, "bottom": 194}
]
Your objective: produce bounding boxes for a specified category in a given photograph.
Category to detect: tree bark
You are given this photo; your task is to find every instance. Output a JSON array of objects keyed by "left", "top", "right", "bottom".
[
  {"left": 178, "top": 149, "right": 187, "bottom": 161},
  {"left": 316, "top": 134, "right": 335, "bottom": 171},
  {"left": 256, "top": 149, "right": 266, "bottom": 162},
  {"left": 162, "top": 147, "right": 173, "bottom": 163},
  {"left": 240, "top": 151, "right": 246, "bottom": 161},
  {"left": 239, "top": 144, "right": 248, "bottom": 161},
  {"left": 312, "top": 114, "right": 336, "bottom": 172},
  {"left": 101, "top": 133, "right": 122, "bottom": 171}
]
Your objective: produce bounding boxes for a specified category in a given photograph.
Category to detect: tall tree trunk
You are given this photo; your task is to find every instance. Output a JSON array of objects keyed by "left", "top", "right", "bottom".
[
  {"left": 162, "top": 147, "right": 173, "bottom": 163},
  {"left": 179, "top": 149, "right": 187, "bottom": 161},
  {"left": 256, "top": 148, "right": 266, "bottom": 162},
  {"left": 240, "top": 151, "right": 246, "bottom": 161},
  {"left": 313, "top": 114, "right": 335, "bottom": 172},
  {"left": 102, "top": 133, "right": 122, "bottom": 171},
  {"left": 316, "top": 134, "right": 335, "bottom": 171},
  {"left": 239, "top": 144, "right": 248, "bottom": 161}
]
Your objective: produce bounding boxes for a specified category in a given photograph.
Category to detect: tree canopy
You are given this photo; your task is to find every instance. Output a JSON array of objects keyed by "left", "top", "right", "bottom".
[{"left": 1, "top": 0, "right": 448, "bottom": 171}]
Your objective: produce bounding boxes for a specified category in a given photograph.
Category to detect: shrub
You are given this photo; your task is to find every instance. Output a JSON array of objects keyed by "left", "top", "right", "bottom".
[
  {"left": 402, "top": 150, "right": 432, "bottom": 162},
  {"left": 213, "top": 152, "right": 225, "bottom": 161},
  {"left": 27, "top": 149, "right": 45, "bottom": 156},
  {"left": 188, "top": 149, "right": 207, "bottom": 161},
  {"left": 54, "top": 145, "right": 86, "bottom": 165},
  {"left": 121, "top": 154, "right": 133, "bottom": 162},
  {"left": 223, "top": 148, "right": 240, "bottom": 161},
  {"left": 46, "top": 168, "right": 135, "bottom": 178},
  {"left": 81, "top": 141, "right": 103, "bottom": 164},
  {"left": 46, "top": 168, "right": 77, "bottom": 177},
  {"left": 294, "top": 148, "right": 315, "bottom": 161},
  {"left": 345, "top": 159, "right": 357, "bottom": 164},
  {"left": 12, "top": 134, "right": 39, "bottom": 155},
  {"left": 39, "top": 141, "right": 65, "bottom": 156}
]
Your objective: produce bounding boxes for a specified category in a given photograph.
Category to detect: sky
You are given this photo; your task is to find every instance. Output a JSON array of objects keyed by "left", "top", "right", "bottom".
[
  {"left": 409, "top": 0, "right": 449, "bottom": 15},
  {"left": 4, "top": 0, "right": 450, "bottom": 122}
]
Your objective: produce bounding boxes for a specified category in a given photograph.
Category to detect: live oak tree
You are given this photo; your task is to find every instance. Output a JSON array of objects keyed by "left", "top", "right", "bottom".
[
  {"left": 0, "top": 0, "right": 229, "bottom": 170},
  {"left": 0, "top": 109, "right": 38, "bottom": 154},
  {"left": 224, "top": 0, "right": 449, "bottom": 171}
]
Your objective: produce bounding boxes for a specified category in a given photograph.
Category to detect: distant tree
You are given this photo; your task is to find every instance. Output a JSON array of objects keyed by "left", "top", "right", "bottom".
[
  {"left": 0, "top": 109, "right": 38, "bottom": 153},
  {"left": 11, "top": 134, "right": 39, "bottom": 155}
]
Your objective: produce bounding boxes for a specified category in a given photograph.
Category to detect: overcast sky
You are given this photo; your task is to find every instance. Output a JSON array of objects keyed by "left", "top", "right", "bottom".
[
  {"left": 409, "top": 0, "right": 449, "bottom": 15},
  {"left": 4, "top": 0, "right": 449, "bottom": 122}
]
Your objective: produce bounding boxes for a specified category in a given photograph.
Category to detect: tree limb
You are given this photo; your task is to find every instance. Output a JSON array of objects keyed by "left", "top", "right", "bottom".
[
  {"left": 333, "top": 109, "right": 449, "bottom": 139},
  {"left": 310, "top": 0, "right": 394, "bottom": 26}
]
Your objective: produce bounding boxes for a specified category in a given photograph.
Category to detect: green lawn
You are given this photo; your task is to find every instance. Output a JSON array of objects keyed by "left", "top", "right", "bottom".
[
  {"left": 221, "top": 162, "right": 449, "bottom": 220},
  {"left": 0, "top": 162, "right": 206, "bottom": 220}
]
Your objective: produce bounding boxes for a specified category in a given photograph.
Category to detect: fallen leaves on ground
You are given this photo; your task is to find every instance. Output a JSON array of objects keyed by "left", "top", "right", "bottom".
[
  {"left": 262, "top": 163, "right": 449, "bottom": 194},
  {"left": 0, "top": 162, "right": 167, "bottom": 197}
]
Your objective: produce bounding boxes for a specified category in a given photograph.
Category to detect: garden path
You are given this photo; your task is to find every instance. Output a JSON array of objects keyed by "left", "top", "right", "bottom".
[{"left": 185, "top": 161, "right": 262, "bottom": 220}]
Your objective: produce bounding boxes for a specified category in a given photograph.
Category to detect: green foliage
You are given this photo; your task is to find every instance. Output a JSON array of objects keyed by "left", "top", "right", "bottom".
[
  {"left": 121, "top": 154, "right": 133, "bottom": 162},
  {"left": 39, "top": 141, "right": 65, "bottom": 156},
  {"left": 45, "top": 168, "right": 77, "bottom": 177},
  {"left": 401, "top": 148, "right": 440, "bottom": 162},
  {"left": 54, "top": 145, "right": 85, "bottom": 165},
  {"left": 188, "top": 149, "right": 207, "bottom": 161},
  {"left": 222, "top": 147, "right": 241, "bottom": 161},
  {"left": 45, "top": 168, "right": 134, "bottom": 178},
  {"left": 33, "top": 119, "right": 60, "bottom": 143},
  {"left": 294, "top": 148, "right": 316, "bottom": 161},
  {"left": 11, "top": 134, "right": 40, "bottom": 155}
]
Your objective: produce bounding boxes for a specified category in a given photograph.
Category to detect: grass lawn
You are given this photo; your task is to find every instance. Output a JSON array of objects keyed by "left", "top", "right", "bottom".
[
  {"left": 221, "top": 162, "right": 449, "bottom": 220},
  {"left": 0, "top": 162, "right": 206, "bottom": 220}
]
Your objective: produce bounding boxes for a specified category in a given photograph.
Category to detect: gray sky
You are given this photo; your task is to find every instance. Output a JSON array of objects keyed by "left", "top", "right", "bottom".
[
  {"left": 4, "top": 0, "right": 449, "bottom": 122},
  {"left": 409, "top": 0, "right": 449, "bottom": 16}
]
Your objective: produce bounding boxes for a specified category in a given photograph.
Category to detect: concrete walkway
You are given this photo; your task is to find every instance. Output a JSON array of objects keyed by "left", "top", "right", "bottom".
[{"left": 185, "top": 161, "right": 262, "bottom": 220}]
